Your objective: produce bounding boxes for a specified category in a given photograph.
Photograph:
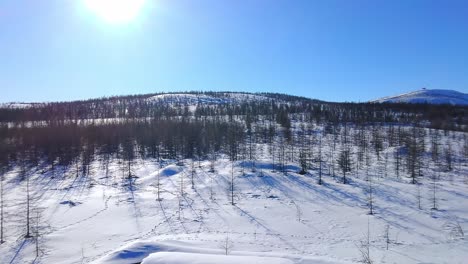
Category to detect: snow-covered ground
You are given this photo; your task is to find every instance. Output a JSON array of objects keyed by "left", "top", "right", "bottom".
[
  {"left": 1, "top": 130, "right": 467, "bottom": 264},
  {"left": 371, "top": 89, "right": 468, "bottom": 105}
]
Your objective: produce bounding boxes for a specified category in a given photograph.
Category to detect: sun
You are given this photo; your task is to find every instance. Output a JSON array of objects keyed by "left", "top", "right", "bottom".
[{"left": 84, "top": 0, "right": 146, "bottom": 24}]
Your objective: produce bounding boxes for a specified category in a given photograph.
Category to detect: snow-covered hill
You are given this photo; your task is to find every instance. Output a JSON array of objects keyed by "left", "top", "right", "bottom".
[
  {"left": 0, "top": 92, "right": 285, "bottom": 111},
  {"left": 145, "top": 93, "right": 280, "bottom": 113},
  {"left": 371, "top": 89, "right": 468, "bottom": 105}
]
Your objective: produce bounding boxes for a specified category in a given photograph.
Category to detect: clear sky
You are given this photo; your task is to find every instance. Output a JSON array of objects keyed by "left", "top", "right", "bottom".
[{"left": 1, "top": 0, "right": 467, "bottom": 103}]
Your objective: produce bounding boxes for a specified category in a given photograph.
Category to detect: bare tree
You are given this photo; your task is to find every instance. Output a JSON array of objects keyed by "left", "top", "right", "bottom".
[
  {"left": 318, "top": 133, "right": 323, "bottom": 185},
  {"left": 177, "top": 193, "right": 182, "bottom": 220},
  {"left": 383, "top": 152, "right": 388, "bottom": 179},
  {"left": 209, "top": 151, "right": 216, "bottom": 173},
  {"left": 81, "top": 245, "right": 86, "bottom": 264},
  {"left": 220, "top": 232, "right": 234, "bottom": 255},
  {"left": 298, "top": 124, "right": 310, "bottom": 175},
  {"left": 416, "top": 183, "right": 422, "bottom": 210},
  {"left": 23, "top": 163, "right": 32, "bottom": 238},
  {"left": 122, "top": 138, "right": 135, "bottom": 179},
  {"left": 278, "top": 136, "right": 286, "bottom": 173},
  {"left": 155, "top": 163, "right": 162, "bottom": 201},
  {"left": 338, "top": 148, "right": 352, "bottom": 184},
  {"left": 357, "top": 216, "right": 373, "bottom": 264},
  {"left": 431, "top": 130, "right": 441, "bottom": 163},
  {"left": 430, "top": 173, "right": 438, "bottom": 210},
  {"left": 384, "top": 224, "right": 390, "bottom": 250},
  {"left": 444, "top": 144, "right": 453, "bottom": 172},
  {"left": 371, "top": 125, "right": 383, "bottom": 160},
  {"left": 367, "top": 171, "right": 374, "bottom": 215},
  {"left": 354, "top": 126, "right": 365, "bottom": 171},
  {"left": 451, "top": 222, "right": 464, "bottom": 239},
  {"left": 180, "top": 167, "right": 185, "bottom": 198},
  {"left": 407, "top": 125, "right": 424, "bottom": 184},
  {"left": 191, "top": 159, "right": 195, "bottom": 189},
  {"left": 0, "top": 165, "right": 5, "bottom": 244},
  {"left": 230, "top": 162, "right": 235, "bottom": 205},
  {"left": 464, "top": 134, "right": 468, "bottom": 166},
  {"left": 246, "top": 118, "right": 257, "bottom": 172},
  {"left": 394, "top": 147, "right": 401, "bottom": 180},
  {"left": 291, "top": 200, "right": 302, "bottom": 222},
  {"left": 298, "top": 150, "right": 308, "bottom": 175},
  {"left": 209, "top": 171, "right": 215, "bottom": 201},
  {"left": 32, "top": 209, "right": 45, "bottom": 261}
]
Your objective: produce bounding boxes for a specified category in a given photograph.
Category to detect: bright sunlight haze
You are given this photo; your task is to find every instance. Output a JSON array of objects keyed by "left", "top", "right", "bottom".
[{"left": 84, "top": 0, "right": 146, "bottom": 24}]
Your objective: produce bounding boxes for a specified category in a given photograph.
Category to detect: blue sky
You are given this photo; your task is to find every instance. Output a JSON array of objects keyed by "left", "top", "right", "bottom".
[{"left": 1, "top": 0, "right": 467, "bottom": 103}]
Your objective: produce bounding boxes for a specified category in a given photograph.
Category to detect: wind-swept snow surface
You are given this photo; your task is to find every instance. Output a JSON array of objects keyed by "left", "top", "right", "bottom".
[{"left": 142, "top": 252, "right": 293, "bottom": 264}]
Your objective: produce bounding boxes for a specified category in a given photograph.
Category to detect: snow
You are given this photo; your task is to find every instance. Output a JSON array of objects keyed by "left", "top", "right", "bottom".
[
  {"left": 142, "top": 252, "right": 294, "bottom": 264},
  {"left": 0, "top": 127, "right": 467, "bottom": 264},
  {"left": 95, "top": 240, "right": 295, "bottom": 264},
  {"left": 95, "top": 240, "right": 346, "bottom": 264},
  {"left": 371, "top": 89, "right": 468, "bottom": 105}
]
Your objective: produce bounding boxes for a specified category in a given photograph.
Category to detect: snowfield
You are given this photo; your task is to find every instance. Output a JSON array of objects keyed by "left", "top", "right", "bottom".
[{"left": 0, "top": 129, "right": 467, "bottom": 264}]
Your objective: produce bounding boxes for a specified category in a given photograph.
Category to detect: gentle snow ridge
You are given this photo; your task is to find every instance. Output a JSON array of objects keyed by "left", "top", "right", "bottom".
[{"left": 94, "top": 240, "right": 345, "bottom": 264}]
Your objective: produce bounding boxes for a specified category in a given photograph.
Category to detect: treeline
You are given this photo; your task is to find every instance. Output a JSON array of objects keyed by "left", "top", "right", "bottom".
[
  {"left": 1, "top": 92, "right": 466, "bottom": 131},
  {"left": 0, "top": 119, "right": 244, "bottom": 176}
]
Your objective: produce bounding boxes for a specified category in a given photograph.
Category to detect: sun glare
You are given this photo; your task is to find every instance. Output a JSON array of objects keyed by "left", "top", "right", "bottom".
[{"left": 84, "top": 0, "right": 146, "bottom": 24}]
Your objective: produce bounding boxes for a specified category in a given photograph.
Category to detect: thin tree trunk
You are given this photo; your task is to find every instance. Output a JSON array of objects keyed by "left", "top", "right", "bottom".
[{"left": 25, "top": 166, "right": 31, "bottom": 238}]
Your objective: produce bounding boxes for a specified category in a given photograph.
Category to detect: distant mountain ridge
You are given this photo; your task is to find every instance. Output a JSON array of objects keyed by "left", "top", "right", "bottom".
[
  {"left": 0, "top": 91, "right": 317, "bottom": 109},
  {"left": 3, "top": 89, "right": 468, "bottom": 108},
  {"left": 371, "top": 89, "right": 468, "bottom": 106}
]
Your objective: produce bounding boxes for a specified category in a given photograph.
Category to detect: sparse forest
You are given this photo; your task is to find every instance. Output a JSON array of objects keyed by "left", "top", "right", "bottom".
[
  {"left": 0, "top": 92, "right": 467, "bottom": 263},
  {"left": 1, "top": 92, "right": 466, "bottom": 171}
]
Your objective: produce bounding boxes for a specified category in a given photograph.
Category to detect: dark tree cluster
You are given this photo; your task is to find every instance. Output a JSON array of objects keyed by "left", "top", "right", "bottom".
[{"left": 0, "top": 119, "right": 244, "bottom": 174}]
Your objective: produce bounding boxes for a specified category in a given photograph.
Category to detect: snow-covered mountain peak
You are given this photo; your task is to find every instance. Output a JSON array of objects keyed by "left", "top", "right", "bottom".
[{"left": 371, "top": 89, "right": 468, "bottom": 105}]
